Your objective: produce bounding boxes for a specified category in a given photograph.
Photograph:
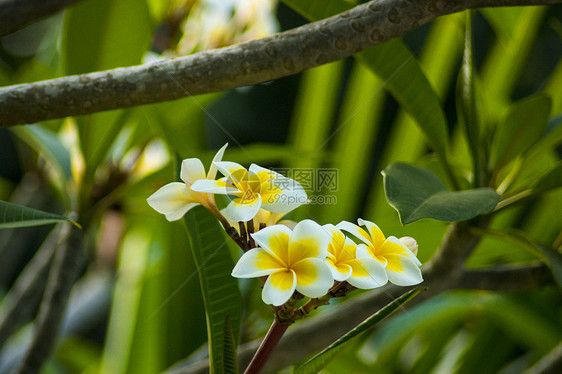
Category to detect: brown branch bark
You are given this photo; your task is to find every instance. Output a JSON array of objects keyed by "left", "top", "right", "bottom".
[
  {"left": 0, "top": 0, "right": 84, "bottom": 37},
  {"left": 0, "top": 0, "right": 560, "bottom": 127}
]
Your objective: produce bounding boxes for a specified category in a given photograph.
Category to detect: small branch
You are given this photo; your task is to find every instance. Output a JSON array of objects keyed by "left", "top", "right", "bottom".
[
  {"left": 0, "top": 0, "right": 84, "bottom": 37},
  {"left": 15, "top": 222, "right": 84, "bottom": 374},
  {"left": 246, "top": 220, "right": 256, "bottom": 249},
  {"left": 238, "top": 222, "right": 250, "bottom": 251},
  {"left": 1, "top": 0, "right": 560, "bottom": 126},
  {"left": 243, "top": 319, "right": 290, "bottom": 374}
]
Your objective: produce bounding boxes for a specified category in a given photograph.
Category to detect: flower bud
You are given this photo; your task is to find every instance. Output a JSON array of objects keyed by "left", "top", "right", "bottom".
[{"left": 400, "top": 236, "right": 418, "bottom": 256}]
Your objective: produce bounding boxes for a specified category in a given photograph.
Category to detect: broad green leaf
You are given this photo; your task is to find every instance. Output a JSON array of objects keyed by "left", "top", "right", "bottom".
[
  {"left": 183, "top": 206, "right": 241, "bottom": 374},
  {"left": 63, "top": 0, "right": 151, "bottom": 171},
  {"left": 0, "top": 201, "right": 72, "bottom": 229},
  {"left": 364, "top": 14, "right": 463, "bottom": 263},
  {"left": 293, "top": 287, "right": 424, "bottom": 374},
  {"left": 479, "top": 227, "right": 562, "bottom": 288},
  {"left": 531, "top": 161, "right": 562, "bottom": 195},
  {"left": 480, "top": 7, "right": 545, "bottom": 119},
  {"left": 223, "top": 315, "right": 239, "bottom": 374},
  {"left": 286, "top": 60, "right": 344, "bottom": 221},
  {"left": 283, "top": 0, "right": 450, "bottom": 161},
  {"left": 383, "top": 163, "right": 500, "bottom": 224},
  {"left": 545, "top": 59, "right": 562, "bottom": 114},
  {"left": 480, "top": 7, "right": 522, "bottom": 42},
  {"left": 457, "top": 11, "right": 483, "bottom": 187},
  {"left": 322, "top": 61, "right": 385, "bottom": 223},
  {"left": 12, "top": 125, "right": 71, "bottom": 178},
  {"left": 357, "top": 41, "right": 449, "bottom": 161},
  {"left": 537, "top": 242, "right": 562, "bottom": 288},
  {"left": 146, "top": 94, "right": 219, "bottom": 159},
  {"left": 288, "top": 61, "right": 344, "bottom": 170},
  {"left": 491, "top": 95, "right": 551, "bottom": 173}
]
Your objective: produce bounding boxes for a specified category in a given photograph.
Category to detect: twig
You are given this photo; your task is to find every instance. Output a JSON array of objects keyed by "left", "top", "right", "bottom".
[
  {"left": 243, "top": 319, "right": 290, "bottom": 374},
  {"left": 15, "top": 222, "right": 84, "bottom": 374},
  {"left": 1, "top": 0, "right": 560, "bottom": 126}
]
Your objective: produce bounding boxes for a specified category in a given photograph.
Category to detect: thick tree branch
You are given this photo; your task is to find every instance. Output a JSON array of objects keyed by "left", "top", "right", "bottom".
[
  {"left": 0, "top": 0, "right": 83, "bottom": 37},
  {"left": 1, "top": 0, "right": 560, "bottom": 127},
  {"left": 15, "top": 222, "right": 84, "bottom": 374}
]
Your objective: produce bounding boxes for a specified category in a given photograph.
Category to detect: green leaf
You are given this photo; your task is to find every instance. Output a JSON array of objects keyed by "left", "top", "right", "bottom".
[
  {"left": 457, "top": 11, "right": 483, "bottom": 187},
  {"left": 0, "top": 201, "right": 73, "bottom": 228},
  {"left": 293, "top": 287, "right": 424, "bottom": 374},
  {"left": 480, "top": 7, "right": 546, "bottom": 119},
  {"left": 63, "top": 0, "right": 151, "bottom": 171},
  {"left": 491, "top": 95, "right": 551, "bottom": 173},
  {"left": 183, "top": 206, "right": 241, "bottom": 374},
  {"left": 383, "top": 163, "right": 500, "bottom": 224},
  {"left": 479, "top": 227, "right": 562, "bottom": 288},
  {"left": 531, "top": 161, "right": 562, "bottom": 195},
  {"left": 223, "top": 315, "right": 239, "bottom": 374},
  {"left": 357, "top": 40, "right": 450, "bottom": 161},
  {"left": 11, "top": 125, "right": 72, "bottom": 179},
  {"left": 324, "top": 61, "right": 385, "bottom": 223}
]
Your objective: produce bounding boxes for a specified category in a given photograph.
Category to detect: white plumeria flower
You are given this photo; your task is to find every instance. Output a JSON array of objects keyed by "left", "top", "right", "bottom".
[
  {"left": 191, "top": 162, "right": 306, "bottom": 222},
  {"left": 337, "top": 219, "right": 423, "bottom": 287},
  {"left": 323, "top": 224, "right": 387, "bottom": 289},
  {"left": 232, "top": 219, "right": 333, "bottom": 306},
  {"left": 146, "top": 144, "right": 228, "bottom": 221}
]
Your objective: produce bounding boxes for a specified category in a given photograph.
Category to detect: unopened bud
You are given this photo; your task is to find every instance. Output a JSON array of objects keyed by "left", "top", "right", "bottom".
[{"left": 400, "top": 236, "right": 418, "bottom": 256}]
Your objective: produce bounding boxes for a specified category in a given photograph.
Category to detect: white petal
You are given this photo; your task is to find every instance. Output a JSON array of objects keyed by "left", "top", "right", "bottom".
[
  {"left": 288, "top": 219, "right": 331, "bottom": 263},
  {"left": 356, "top": 243, "right": 388, "bottom": 267},
  {"left": 214, "top": 161, "right": 246, "bottom": 181},
  {"left": 207, "top": 143, "right": 228, "bottom": 180},
  {"left": 293, "top": 258, "right": 334, "bottom": 298},
  {"left": 231, "top": 247, "right": 283, "bottom": 278},
  {"left": 260, "top": 176, "right": 307, "bottom": 214},
  {"left": 385, "top": 236, "right": 422, "bottom": 266},
  {"left": 221, "top": 195, "right": 262, "bottom": 222},
  {"left": 251, "top": 224, "right": 292, "bottom": 258},
  {"left": 146, "top": 182, "right": 198, "bottom": 221},
  {"left": 262, "top": 270, "right": 297, "bottom": 306},
  {"left": 328, "top": 261, "right": 352, "bottom": 282},
  {"left": 347, "top": 257, "right": 388, "bottom": 289},
  {"left": 180, "top": 158, "right": 206, "bottom": 184},
  {"left": 190, "top": 179, "right": 239, "bottom": 194},
  {"left": 385, "top": 255, "right": 424, "bottom": 286},
  {"left": 357, "top": 218, "right": 386, "bottom": 248},
  {"left": 336, "top": 221, "right": 372, "bottom": 246}
]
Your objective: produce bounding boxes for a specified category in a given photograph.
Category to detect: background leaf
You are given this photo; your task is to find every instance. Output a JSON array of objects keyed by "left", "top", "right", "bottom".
[
  {"left": 383, "top": 163, "right": 500, "bottom": 224},
  {"left": 294, "top": 287, "right": 424, "bottom": 374},
  {"left": 491, "top": 95, "right": 551, "bottom": 174},
  {"left": 183, "top": 206, "right": 241, "bottom": 374},
  {"left": 0, "top": 201, "right": 72, "bottom": 229}
]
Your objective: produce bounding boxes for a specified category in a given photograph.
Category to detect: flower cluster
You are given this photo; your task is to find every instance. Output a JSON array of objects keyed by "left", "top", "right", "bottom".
[{"left": 147, "top": 144, "right": 423, "bottom": 308}]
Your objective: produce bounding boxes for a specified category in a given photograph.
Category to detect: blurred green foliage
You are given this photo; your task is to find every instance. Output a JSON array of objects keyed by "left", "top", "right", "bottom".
[{"left": 0, "top": 0, "right": 561, "bottom": 373}]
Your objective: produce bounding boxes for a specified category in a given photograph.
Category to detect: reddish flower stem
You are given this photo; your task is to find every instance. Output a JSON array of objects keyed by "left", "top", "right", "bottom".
[{"left": 243, "top": 319, "right": 291, "bottom": 374}]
